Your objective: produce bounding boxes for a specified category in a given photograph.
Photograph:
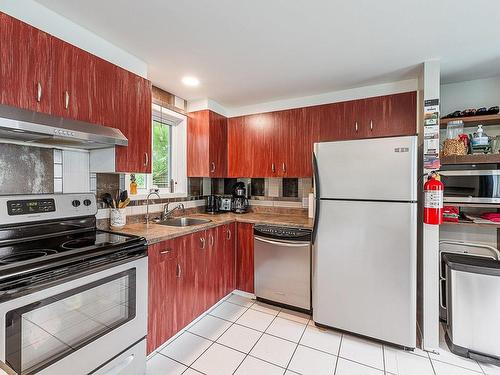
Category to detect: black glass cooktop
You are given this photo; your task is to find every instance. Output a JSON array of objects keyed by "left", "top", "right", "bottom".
[{"left": 0, "top": 230, "right": 135, "bottom": 265}]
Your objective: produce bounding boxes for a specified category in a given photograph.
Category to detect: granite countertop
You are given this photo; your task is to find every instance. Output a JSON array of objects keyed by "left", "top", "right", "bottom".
[{"left": 112, "top": 212, "right": 314, "bottom": 245}]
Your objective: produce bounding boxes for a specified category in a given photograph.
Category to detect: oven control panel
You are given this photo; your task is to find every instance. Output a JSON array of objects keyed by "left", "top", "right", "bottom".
[
  {"left": 0, "top": 194, "right": 97, "bottom": 224},
  {"left": 7, "top": 199, "right": 56, "bottom": 216}
]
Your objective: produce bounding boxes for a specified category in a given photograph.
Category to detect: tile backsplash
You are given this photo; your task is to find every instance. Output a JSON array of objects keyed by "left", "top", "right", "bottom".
[{"left": 204, "top": 177, "right": 313, "bottom": 200}]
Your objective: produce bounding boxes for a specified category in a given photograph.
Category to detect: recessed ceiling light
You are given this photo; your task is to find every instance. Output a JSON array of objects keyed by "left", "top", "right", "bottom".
[{"left": 182, "top": 76, "right": 200, "bottom": 87}]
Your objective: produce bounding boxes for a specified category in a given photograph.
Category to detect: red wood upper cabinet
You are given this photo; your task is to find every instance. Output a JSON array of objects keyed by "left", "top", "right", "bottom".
[
  {"left": 317, "top": 102, "right": 343, "bottom": 142},
  {"left": 227, "top": 113, "right": 276, "bottom": 178},
  {"left": 187, "top": 110, "right": 227, "bottom": 177},
  {"left": 114, "top": 69, "right": 152, "bottom": 173},
  {"left": 275, "top": 108, "right": 319, "bottom": 177},
  {"left": 317, "top": 92, "right": 417, "bottom": 141},
  {"left": 90, "top": 58, "right": 118, "bottom": 127},
  {"left": 236, "top": 222, "right": 255, "bottom": 293},
  {"left": 365, "top": 92, "right": 417, "bottom": 137},
  {"left": 0, "top": 12, "right": 52, "bottom": 113},
  {"left": 51, "top": 38, "right": 95, "bottom": 122}
]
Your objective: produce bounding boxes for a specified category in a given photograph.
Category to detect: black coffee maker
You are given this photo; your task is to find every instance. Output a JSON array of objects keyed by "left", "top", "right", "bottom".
[
  {"left": 205, "top": 195, "right": 221, "bottom": 214},
  {"left": 232, "top": 182, "right": 249, "bottom": 214}
]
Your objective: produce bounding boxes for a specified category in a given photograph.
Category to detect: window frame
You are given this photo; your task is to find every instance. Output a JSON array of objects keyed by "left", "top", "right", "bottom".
[{"left": 126, "top": 106, "right": 187, "bottom": 199}]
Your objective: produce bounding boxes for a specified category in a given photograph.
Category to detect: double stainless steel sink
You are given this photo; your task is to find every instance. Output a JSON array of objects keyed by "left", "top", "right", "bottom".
[{"left": 156, "top": 217, "right": 211, "bottom": 227}]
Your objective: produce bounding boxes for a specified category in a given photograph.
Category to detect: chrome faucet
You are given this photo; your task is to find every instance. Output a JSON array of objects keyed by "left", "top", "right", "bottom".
[
  {"left": 145, "top": 190, "right": 161, "bottom": 225},
  {"left": 163, "top": 202, "right": 185, "bottom": 220}
]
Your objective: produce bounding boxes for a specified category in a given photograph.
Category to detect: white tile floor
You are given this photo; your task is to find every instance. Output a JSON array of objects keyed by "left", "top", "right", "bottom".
[{"left": 147, "top": 293, "right": 498, "bottom": 375}]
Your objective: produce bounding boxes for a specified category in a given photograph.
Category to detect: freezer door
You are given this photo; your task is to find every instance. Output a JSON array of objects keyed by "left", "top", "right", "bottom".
[
  {"left": 314, "top": 136, "right": 417, "bottom": 201},
  {"left": 312, "top": 200, "right": 417, "bottom": 347}
]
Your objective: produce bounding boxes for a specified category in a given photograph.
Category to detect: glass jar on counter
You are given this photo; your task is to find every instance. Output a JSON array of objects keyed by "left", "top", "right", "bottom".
[{"left": 446, "top": 120, "right": 464, "bottom": 139}]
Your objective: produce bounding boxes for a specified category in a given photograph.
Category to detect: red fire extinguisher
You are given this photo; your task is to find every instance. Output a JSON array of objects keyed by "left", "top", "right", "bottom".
[{"left": 424, "top": 172, "right": 444, "bottom": 225}]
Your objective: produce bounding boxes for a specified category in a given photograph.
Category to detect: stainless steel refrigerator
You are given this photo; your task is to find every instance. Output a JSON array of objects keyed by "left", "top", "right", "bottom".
[{"left": 312, "top": 135, "right": 417, "bottom": 348}]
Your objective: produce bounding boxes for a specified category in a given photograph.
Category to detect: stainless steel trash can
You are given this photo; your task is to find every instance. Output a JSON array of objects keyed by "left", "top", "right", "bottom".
[{"left": 444, "top": 253, "right": 500, "bottom": 365}]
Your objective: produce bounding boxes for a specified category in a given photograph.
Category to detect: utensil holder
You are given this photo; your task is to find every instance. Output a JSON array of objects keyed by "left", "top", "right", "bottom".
[{"left": 110, "top": 208, "right": 126, "bottom": 229}]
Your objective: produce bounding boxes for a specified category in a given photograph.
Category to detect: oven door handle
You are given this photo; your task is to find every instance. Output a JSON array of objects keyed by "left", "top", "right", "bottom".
[
  {"left": 254, "top": 236, "right": 309, "bottom": 247},
  {"left": 0, "top": 251, "right": 146, "bottom": 303},
  {"left": 0, "top": 360, "right": 18, "bottom": 375}
]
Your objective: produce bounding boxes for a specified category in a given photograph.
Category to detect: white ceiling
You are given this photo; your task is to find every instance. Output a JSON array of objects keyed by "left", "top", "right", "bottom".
[{"left": 35, "top": 0, "right": 500, "bottom": 108}]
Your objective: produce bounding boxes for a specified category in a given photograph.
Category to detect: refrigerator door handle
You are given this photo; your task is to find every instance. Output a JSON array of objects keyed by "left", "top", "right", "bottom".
[{"left": 312, "top": 153, "right": 320, "bottom": 244}]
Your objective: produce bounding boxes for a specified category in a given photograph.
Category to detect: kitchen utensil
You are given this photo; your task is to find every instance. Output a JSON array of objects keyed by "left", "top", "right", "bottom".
[
  {"left": 110, "top": 208, "right": 126, "bottom": 228},
  {"left": 120, "top": 190, "right": 128, "bottom": 203},
  {"left": 119, "top": 198, "right": 131, "bottom": 209},
  {"left": 102, "top": 193, "right": 114, "bottom": 208}
]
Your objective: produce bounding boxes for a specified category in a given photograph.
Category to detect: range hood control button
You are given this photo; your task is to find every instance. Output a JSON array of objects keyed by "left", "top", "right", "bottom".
[{"left": 72, "top": 200, "right": 81, "bottom": 207}]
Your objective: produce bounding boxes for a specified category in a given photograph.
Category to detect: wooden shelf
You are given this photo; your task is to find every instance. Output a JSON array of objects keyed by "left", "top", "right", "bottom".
[
  {"left": 440, "top": 114, "right": 500, "bottom": 128},
  {"left": 441, "top": 153, "right": 500, "bottom": 165},
  {"left": 442, "top": 220, "right": 500, "bottom": 228},
  {"left": 443, "top": 202, "right": 500, "bottom": 209}
]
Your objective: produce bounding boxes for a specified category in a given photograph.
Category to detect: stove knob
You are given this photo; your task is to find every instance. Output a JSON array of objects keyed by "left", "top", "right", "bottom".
[
  {"left": 83, "top": 199, "right": 92, "bottom": 206},
  {"left": 72, "top": 200, "right": 81, "bottom": 207}
]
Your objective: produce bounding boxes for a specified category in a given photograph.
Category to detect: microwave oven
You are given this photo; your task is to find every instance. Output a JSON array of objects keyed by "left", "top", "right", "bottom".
[{"left": 440, "top": 164, "right": 500, "bottom": 204}]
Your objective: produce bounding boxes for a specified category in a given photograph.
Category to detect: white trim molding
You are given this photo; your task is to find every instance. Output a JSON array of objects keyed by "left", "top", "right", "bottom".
[{"left": 187, "top": 78, "right": 418, "bottom": 118}]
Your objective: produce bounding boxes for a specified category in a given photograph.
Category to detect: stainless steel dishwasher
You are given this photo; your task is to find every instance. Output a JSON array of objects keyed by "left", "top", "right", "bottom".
[{"left": 254, "top": 225, "right": 311, "bottom": 312}]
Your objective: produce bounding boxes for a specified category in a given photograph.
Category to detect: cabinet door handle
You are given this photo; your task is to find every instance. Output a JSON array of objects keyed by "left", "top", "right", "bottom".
[
  {"left": 226, "top": 229, "right": 231, "bottom": 240},
  {"left": 144, "top": 153, "right": 149, "bottom": 166},
  {"left": 282, "top": 163, "right": 286, "bottom": 173},
  {"left": 211, "top": 162, "right": 216, "bottom": 173},
  {"left": 272, "top": 163, "right": 275, "bottom": 173},
  {"left": 355, "top": 122, "right": 358, "bottom": 132},
  {"left": 209, "top": 234, "right": 214, "bottom": 247},
  {"left": 200, "top": 237, "right": 206, "bottom": 249},
  {"left": 370, "top": 120, "right": 373, "bottom": 131},
  {"left": 36, "top": 82, "right": 42, "bottom": 102},
  {"left": 160, "top": 248, "right": 171, "bottom": 255},
  {"left": 64, "top": 91, "right": 70, "bottom": 109},
  {"left": 176, "top": 264, "right": 182, "bottom": 278}
]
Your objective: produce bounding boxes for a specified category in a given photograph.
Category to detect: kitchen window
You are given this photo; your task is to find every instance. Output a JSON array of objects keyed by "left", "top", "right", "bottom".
[{"left": 128, "top": 105, "right": 187, "bottom": 197}]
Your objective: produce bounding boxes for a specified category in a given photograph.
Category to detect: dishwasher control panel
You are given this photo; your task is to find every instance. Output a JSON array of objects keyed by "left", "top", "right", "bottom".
[{"left": 254, "top": 225, "right": 311, "bottom": 241}]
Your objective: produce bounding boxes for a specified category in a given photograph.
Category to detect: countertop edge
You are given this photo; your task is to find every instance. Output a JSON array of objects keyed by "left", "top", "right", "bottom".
[{"left": 113, "top": 214, "right": 314, "bottom": 245}]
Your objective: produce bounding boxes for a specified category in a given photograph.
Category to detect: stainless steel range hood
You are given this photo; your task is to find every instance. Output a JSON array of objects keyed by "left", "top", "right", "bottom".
[{"left": 0, "top": 103, "right": 128, "bottom": 149}]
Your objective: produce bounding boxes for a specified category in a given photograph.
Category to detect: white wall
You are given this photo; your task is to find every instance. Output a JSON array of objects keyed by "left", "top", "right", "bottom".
[
  {"left": 0, "top": 0, "right": 148, "bottom": 78},
  {"left": 187, "top": 78, "right": 419, "bottom": 117},
  {"left": 440, "top": 76, "right": 500, "bottom": 116}
]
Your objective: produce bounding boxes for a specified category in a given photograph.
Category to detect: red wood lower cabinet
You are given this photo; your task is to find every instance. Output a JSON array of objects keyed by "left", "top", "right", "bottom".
[
  {"left": 223, "top": 223, "right": 236, "bottom": 295},
  {"left": 236, "top": 222, "right": 255, "bottom": 293},
  {"left": 204, "top": 227, "right": 218, "bottom": 310},
  {"left": 188, "top": 230, "right": 207, "bottom": 318},
  {"left": 147, "top": 223, "right": 250, "bottom": 353},
  {"left": 147, "top": 238, "right": 180, "bottom": 354}
]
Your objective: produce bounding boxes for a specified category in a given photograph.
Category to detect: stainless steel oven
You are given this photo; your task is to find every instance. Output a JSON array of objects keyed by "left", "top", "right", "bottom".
[
  {"left": 0, "top": 194, "right": 148, "bottom": 375},
  {"left": 0, "top": 257, "right": 147, "bottom": 375},
  {"left": 440, "top": 165, "right": 500, "bottom": 204}
]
